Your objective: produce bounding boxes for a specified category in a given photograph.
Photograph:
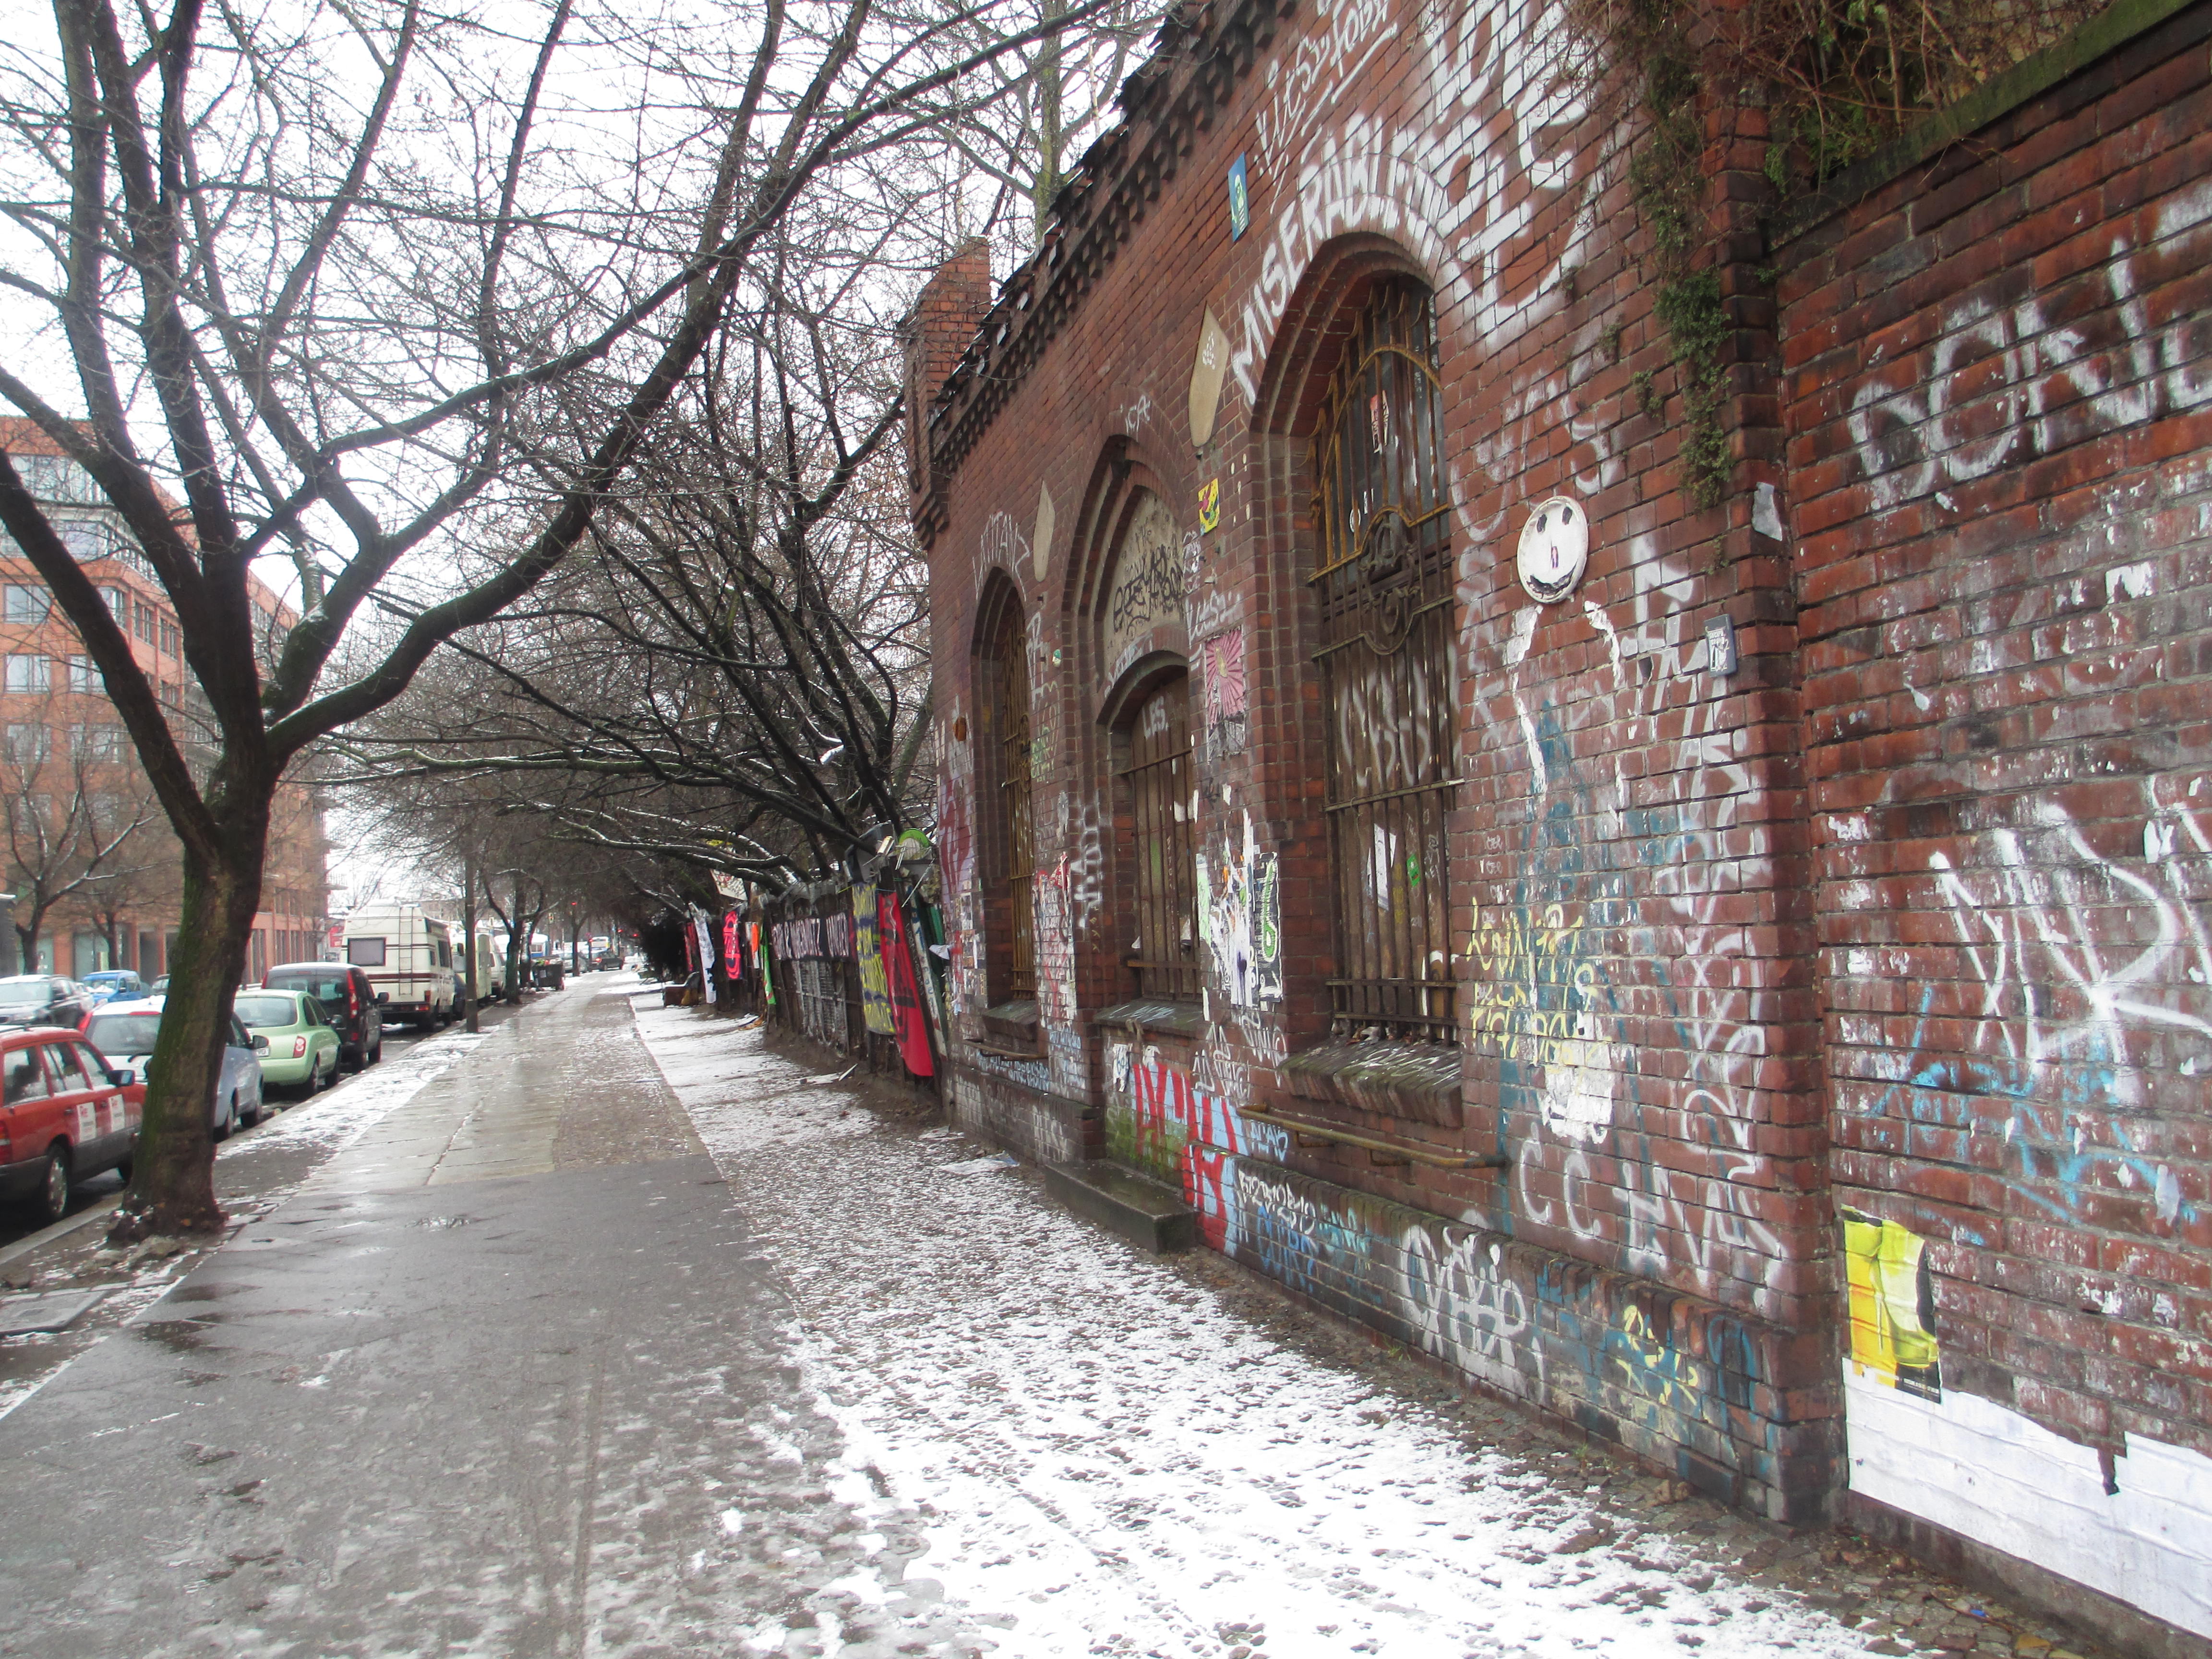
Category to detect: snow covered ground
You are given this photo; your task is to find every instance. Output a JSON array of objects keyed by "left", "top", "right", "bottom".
[{"left": 631, "top": 998, "right": 1897, "bottom": 1659}]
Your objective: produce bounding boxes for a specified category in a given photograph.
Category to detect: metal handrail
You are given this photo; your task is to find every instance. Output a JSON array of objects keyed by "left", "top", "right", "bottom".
[{"left": 1239, "top": 1106, "right": 1510, "bottom": 1169}]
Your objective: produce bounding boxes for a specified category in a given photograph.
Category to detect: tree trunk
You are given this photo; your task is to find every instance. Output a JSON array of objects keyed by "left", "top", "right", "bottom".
[
  {"left": 113, "top": 802, "right": 269, "bottom": 1240},
  {"left": 463, "top": 850, "right": 480, "bottom": 1033}
]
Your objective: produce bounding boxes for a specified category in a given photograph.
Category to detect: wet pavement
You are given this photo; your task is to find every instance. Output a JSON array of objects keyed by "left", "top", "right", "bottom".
[{"left": 0, "top": 980, "right": 2121, "bottom": 1659}]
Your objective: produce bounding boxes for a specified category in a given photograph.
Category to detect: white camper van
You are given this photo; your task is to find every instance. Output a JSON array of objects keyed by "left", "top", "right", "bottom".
[{"left": 341, "top": 902, "right": 459, "bottom": 1029}]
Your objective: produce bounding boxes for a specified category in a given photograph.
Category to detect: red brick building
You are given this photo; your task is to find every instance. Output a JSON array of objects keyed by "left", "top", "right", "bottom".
[
  {"left": 0, "top": 420, "right": 331, "bottom": 980},
  {"left": 909, "top": 0, "right": 2212, "bottom": 1645}
]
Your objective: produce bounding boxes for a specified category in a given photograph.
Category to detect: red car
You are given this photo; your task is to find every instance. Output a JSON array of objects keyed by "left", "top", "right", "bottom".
[{"left": 0, "top": 1025, "right": 140, "bottom": 1224}]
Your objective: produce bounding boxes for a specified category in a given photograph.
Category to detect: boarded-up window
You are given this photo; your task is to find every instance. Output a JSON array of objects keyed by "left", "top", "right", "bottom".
[
  {"left": 1311, "top": 280, "right": 1456, "bottom": 1041},
  {"left": 1122, "top": 677, "right": 1198, "bottom": 1000}
]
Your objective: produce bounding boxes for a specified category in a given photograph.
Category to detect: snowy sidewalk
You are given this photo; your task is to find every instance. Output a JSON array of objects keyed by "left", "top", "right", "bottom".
[{"left": 635, "top": 1002, "right": 2011, "bottom": 1659}]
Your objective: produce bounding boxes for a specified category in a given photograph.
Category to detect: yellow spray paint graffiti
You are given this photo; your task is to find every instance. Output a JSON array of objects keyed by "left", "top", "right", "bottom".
[
  {"left": 1841, "top": 1209, "right": 1942, "bottom": 1401},
  {"left": 1466, "top": 902, "right": 1620, "bottom": 1144}
]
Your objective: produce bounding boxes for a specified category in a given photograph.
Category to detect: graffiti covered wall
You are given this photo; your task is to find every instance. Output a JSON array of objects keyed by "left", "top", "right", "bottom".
[
  {"left": 910, "top": 0, "right": 2212, "bottom": 1626},
  {"left": 1784, "top": 1, "right": 2212, "bottom": 1635}
]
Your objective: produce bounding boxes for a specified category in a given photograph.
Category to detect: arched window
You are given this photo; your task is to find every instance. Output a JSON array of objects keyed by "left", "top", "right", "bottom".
[
  {"left": 983, "top": 597, "right": 1036, "bottom": 1002},
  {"left": 1120, "top": 676, "right": 1198, "bottom": 1001},
  {"left": 1311, "top": 279, "right": 1455, "bottom": 1041}
]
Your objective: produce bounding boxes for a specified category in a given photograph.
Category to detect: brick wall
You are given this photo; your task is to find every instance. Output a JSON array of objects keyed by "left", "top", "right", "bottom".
[
  {"left": 914, "top": 0, "right": 2212, "bottom": 1626},
  {"left": 916, "top": 0, "right": 1835, "bottom": 1521},
  {"left": 1780, "top": 0, "right": 2212, "bottom": 1632}
]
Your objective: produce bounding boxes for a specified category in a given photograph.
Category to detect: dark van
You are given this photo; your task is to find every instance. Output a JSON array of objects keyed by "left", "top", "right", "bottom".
[{"left": 259, "top": 962, "right": 385, "bottom": 1070}]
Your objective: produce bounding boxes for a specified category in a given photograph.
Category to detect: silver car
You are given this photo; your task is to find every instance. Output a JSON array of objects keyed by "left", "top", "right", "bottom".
[{"left": 80, "top": 998, "right": 267, "bottom": 1139}]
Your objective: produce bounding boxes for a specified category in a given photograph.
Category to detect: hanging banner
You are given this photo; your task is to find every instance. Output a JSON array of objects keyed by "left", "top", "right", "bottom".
[
  {"left": 751, "top": 920, "right": 774, "bottom": 1006},
  {"left": 852, "top": 885, "right": 895, "bottom": 1036},
  {"left": 692, "top": 908, "right": 718, "bottom": 1005},
  {"left": 722, "top": 911, "right": 742, "bottom": 980},
  {"left": 878, "top": 888, "right": 934, "bottom": 1077}
]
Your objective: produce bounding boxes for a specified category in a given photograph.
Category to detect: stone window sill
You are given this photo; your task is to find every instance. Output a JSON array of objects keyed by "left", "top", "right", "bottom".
[
  {"left": 980, "top": 999, "right": 1040, "bottom": 1053},
  {"left": 1279, "top": 1039, "right": 1464, "bottom": 1128},
  {"left": 1094, "top": 998, "right": 1207, "bottom": 1040}
]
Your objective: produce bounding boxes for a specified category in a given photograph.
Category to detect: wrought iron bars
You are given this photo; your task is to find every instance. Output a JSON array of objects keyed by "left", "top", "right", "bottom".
[{"left": 1310, "top": 281, "right": 1458, "bottom": 1041}]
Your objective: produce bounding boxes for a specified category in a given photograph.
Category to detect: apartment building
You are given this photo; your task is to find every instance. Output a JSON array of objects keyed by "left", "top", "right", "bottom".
[{"left": 0, "top": 418, "right": 329, "bottom": 979}]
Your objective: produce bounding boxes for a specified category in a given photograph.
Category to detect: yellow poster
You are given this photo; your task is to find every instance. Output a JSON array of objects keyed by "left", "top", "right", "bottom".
[{"left": 1841, "top": 1208, "right": 1943, "bottom": 1400}]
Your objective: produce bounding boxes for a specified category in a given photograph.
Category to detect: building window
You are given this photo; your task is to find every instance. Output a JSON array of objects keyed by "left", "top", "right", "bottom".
[
  {"left": 65, "top": 656, "right": 96, "bottom": 693},
  {"left": 4, "top": 654, "right": 45, "bottom": 694},
  {"left": 100, "top": 586, "right": 126, "bottom": 622},
  {"left": 1121, "top": 677, "right": 1199, "bottom": 1000},
  {"left": 133, "top": 599, "right": 155, "bottom": 644},
  {"left": 2, "top": 586, "right": 48, "bottom": 624},
  {"left": 5, "top": 724, "right": 50, "bottom": 765},
  {"left": 982, "top": 597, "right": 1036, "bottom": 1003},
  {"left": 160, "top": 618, "right": 180, "bottom": 656},
  {"left": 1311, "top": 279, "right": 1457, "bottom": 1041},
  {"left": 57, "top": 521, "right": 111, "bottom": 561}
]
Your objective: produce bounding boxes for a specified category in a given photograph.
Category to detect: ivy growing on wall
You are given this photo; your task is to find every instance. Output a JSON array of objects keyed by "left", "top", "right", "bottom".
[{"left": 1575, "top": 0, "right": 2108, "bottom": 514}]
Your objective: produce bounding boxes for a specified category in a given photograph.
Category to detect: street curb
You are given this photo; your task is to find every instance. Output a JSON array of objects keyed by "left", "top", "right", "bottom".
[{"left": 0, "top": 1195, "right": 121, "bottom": 1270}]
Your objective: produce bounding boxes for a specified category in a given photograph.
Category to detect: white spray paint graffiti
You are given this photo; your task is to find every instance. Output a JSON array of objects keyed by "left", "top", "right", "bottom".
[
  {"left": 1227, "top": 0, "right": 1605, "bottom": 407},
  {"left": 1399, "top": 1226, "right": 1538, "bottom": 1394},
  {"left": 1474, "top": 546, "right": 1790, "bottom": 1307},
  {"left": 1847, "top": 184, "right": 2212, "bottom": 511}
]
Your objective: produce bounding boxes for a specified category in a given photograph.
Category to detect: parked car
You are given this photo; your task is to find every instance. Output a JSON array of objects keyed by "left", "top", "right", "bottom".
[
  {"left": 231, "top": 989, "right": 342, "bottom": 1096},
  {"left": 83, "top": 969, "right": 149, "bottom": 1006},
  {"left": 258, "top": 962, "right": 384, "bottom": 1070},
  {"left": 81, "top": 998, "right": 266, "bottom": 1140},
  {"left": 0, "top": 1024, "right": 140, "bottom": 1222},
  {"left": 0, "top": 974, "right": 97, "bottom": 1031},
  {"left": 595, "top": 950, "right": 621, "bottom": 971}
]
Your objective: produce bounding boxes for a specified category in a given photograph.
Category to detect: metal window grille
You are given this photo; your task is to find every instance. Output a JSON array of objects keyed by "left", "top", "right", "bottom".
[
  {"left": 1121, "top": 678, "right": 1199, "bottom": 1000},
  {"left": 995, "top": 613, "right": 1036, "bottom": 999},
  {"left": 1310, "top": 281, "right": 1458, "bottom": 1042}
]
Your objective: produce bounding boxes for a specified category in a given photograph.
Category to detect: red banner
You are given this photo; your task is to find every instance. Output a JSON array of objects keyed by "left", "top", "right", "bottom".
[{"left": 877, "top": 889, "right": 934, "bottom": 1077}]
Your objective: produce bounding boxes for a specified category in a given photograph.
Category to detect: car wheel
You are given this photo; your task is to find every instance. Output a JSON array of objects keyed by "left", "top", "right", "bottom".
[
  {"left": 33, "top": 1144, "right": 73, "bottom": 1225},
  {"left": 368, "top": 1033, "right": 382, "bottom": 1065},
  {"left": 240, "top": 1087, "right": 262, "bottom": 1128},
  {"left": 301, "top": 1062, "right": 322, "bottom": 1099},
  {"left": 214, "top": 1094, "right": 235, "bottom": 1141}
]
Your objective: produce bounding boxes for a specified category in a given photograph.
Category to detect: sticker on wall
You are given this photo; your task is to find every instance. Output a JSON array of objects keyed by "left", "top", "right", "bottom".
[
  {"left": 1188, "top": 309, "right": 1232, "bottom": 447},
  {"left": 1197, "top": 477, "right": 1221, "bottom": 534},
  {"left": 1515, "top": 495, "right": 1589, "bottom": 604},
  {"left": 1032, "top": 481, "right": 1056, "bottom": 581},
  {"left": 1226, "top": 154, "right": 1250, "bottom": 241}
]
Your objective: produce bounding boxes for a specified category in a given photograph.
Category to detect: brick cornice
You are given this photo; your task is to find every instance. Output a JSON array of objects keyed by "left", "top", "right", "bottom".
[{"left": 912, "top": 0, "right": 1296, "bottom": 546}]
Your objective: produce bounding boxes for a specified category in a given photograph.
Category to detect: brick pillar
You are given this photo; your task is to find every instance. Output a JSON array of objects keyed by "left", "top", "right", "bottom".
[{"left": 902, "top": 239, "right": 993, "bottom": 546}]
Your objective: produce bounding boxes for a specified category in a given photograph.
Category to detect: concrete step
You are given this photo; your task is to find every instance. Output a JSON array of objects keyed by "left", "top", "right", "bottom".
[{"left": 1041, "top": 1160, "right": 1196, "bottom": 1254}]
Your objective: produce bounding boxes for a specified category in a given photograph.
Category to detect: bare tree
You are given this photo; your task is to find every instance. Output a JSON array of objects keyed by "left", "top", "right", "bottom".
[
  {"left": 0, "top": 0, "right": 1119, "bottom": 1238},
  {"left": 342, "top": 217, "right": 935, "bottom": 892}
]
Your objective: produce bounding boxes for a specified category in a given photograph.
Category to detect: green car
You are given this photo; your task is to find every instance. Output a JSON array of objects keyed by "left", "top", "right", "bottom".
[{"left": 233, "top": 989, "right": 343, "bottom": 1096}]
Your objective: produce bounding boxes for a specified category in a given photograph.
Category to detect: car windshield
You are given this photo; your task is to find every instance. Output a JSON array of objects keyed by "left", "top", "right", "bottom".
[
  {"left": 0, "top": 981, "right": 50, "bottom": 1006},
  {"left": 85, "top": 1013, "right": 162, "bottom": 1054},
  {"left": 234, "top": 994, "right": 299, "bottom": 1028}
]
